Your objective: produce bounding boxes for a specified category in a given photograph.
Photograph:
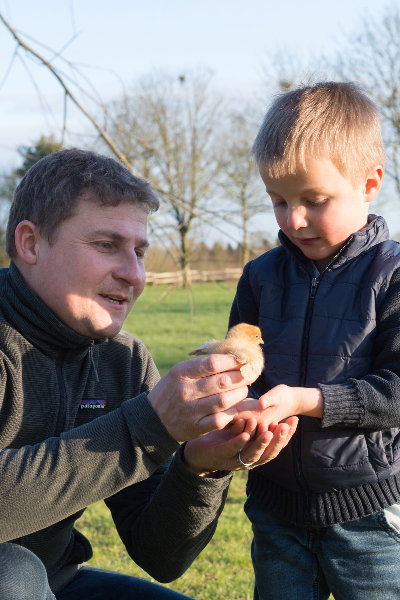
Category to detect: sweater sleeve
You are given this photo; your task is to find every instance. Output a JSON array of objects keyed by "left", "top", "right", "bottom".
[
  {"left": 320, "top": 266, "right": 400, "bottom": 429},
  {"left": 104, "top": 445, "right": 232, "bottom": 583},
  {"left": 0, "top": 391, "right": 179, "bottom": 544}
]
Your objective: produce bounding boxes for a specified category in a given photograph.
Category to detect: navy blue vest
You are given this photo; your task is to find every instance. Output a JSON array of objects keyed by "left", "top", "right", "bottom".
[{"left": 246, "top": 216, "right": 400, "bottom": 525}]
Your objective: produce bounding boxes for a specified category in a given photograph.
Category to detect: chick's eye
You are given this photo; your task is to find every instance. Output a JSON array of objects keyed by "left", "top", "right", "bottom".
[{"left": 255, "top": 334, "right": 259, "bottom": 338}]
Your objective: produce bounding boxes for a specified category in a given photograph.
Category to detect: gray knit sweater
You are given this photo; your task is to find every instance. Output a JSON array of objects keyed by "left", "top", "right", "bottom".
[{"left": 0, "top": 263, "right": 232, "bottom": 593}]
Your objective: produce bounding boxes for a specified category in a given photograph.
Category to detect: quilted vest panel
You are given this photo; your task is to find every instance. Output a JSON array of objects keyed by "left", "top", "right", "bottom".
[{"left": 249, "top": 220, "right": 400, "bottom": 494}]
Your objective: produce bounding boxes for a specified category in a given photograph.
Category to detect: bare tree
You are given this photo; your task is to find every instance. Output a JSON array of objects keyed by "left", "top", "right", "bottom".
[
  {"left": 333, "top": 6, "right": 400, "bottom": 195},
  {"left": 109, "top": 71, "right": 225, "bottom": 282},
  {"left": 219, "top": 110, "right": 269, "bottom": 266}
]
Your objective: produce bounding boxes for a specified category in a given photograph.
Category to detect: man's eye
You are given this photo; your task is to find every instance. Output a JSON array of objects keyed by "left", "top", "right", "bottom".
[{"left": 98, "top": 242, "right": 112, "bottom": 250}]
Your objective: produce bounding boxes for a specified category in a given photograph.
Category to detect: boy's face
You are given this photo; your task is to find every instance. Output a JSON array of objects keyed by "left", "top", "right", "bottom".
[{"left": 260, "top": 156, "right": 383, "bottom": 271}]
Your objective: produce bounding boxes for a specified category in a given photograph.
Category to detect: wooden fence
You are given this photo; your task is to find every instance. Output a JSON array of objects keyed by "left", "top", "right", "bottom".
[{"left": 146, "top": 268, "right": 243, "bottom": 285}]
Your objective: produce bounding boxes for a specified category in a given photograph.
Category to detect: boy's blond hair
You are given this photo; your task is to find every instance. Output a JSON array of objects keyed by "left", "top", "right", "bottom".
[{"left": 252, "top": 82, "right": 386, "bottom": 186}]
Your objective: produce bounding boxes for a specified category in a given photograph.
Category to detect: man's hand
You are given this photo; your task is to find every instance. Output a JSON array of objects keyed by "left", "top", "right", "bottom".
[
  {"left": 147, "top": 355, "right": 251, "bottom": 441},
  {"left": 182, "top": 416, "right": 298, "bottom": 476}
]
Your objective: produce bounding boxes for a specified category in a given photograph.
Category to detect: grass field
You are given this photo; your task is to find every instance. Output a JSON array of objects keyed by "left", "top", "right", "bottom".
[{"left": 76, "top": 282, "right": 334, "bottom": 599}]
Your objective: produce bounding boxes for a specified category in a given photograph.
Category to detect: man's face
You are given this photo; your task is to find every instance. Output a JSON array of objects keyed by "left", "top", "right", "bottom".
[
  {"left": 27, "top": 197, "right": 148, "bottom": 338},
  {"left": 260, "top": 156, "right": 374, "bottom": 271}
]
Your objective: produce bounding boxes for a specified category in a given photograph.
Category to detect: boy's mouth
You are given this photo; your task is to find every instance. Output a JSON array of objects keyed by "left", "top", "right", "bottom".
[{"left": 296, "top": 237, "right": 320, "bottom": 246}]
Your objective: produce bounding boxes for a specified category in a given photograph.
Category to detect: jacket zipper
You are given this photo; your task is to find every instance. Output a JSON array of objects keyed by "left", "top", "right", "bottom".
[
  {"left": 294, "top": 238, "right": 353, "bottom": 523},
  {"left": 55, "top": 350, "right": 68, "bottom": 434},
  {"left": 88, "top": 341, "right": 100, "bottom": 383}
]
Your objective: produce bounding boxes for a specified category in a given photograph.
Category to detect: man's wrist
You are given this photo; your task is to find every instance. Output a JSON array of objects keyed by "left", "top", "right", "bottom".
[{"left": 181, "top": 445, "right": 221, "bottom": 478}]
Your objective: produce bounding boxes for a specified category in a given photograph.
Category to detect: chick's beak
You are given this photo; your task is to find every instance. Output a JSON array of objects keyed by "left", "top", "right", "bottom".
[{"left": 260, "top": 338, "right": 264, "bottom": 344}]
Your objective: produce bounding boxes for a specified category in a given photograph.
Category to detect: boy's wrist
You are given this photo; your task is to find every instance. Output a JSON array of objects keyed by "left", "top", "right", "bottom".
[{"left": 295, "top": 387, "right": 324, "bottom": 418}]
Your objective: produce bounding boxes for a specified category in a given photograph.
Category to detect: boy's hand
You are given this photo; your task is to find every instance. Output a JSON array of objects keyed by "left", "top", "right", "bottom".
[
  {"left": 182, "top": 416, "right": 298, "bottom": 476},
  {"left": 258, "top": 384, "right": 324, "bottom": 420},
  {"left": 225, "top": 385, "right": 324, "bottom": 428}
]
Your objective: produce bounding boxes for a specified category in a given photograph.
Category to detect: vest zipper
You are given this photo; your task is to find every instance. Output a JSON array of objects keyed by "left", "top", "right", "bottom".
[
  {"left": 294, "top": 237, "right": 354, "bottom": 523},
  {"left": 310, "top": 277, "right": 318, "bottom": 298},
  {"left": 88, "top": 341, "right": 99, "bottom": 383}
]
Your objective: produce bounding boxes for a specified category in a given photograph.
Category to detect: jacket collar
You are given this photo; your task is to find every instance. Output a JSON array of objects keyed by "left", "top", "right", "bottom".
[
  {"left": 278, "top": 214, "right": 389, "bottom": 273},
  {"left": 0, "top": 262, "right": 104, "bottom": 355}
]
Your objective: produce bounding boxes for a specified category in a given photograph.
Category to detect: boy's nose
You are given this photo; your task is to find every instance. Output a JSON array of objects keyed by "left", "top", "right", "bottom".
[{"left": 287, "top": 207, "right": 308, "bottom": 230}]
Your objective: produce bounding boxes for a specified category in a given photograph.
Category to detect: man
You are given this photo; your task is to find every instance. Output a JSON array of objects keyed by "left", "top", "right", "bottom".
[{"left": 0, "top": 149, "right": 297, "bottom": 600}]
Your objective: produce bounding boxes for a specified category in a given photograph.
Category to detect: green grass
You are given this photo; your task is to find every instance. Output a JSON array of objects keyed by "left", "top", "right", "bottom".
[
  {"left": 78, "top": 471, "right": 254, "bottom": 599},
  {"left": 76, "top": 282, "right": 334, "bottom": 599},
  {"left": 124, "top": 281, "right": 238, "bottom": 376}
]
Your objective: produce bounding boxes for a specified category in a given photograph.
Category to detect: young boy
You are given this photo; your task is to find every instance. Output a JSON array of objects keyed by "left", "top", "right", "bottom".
[{"left": 229, "top": 82, "right": 400, "bottom": 599}]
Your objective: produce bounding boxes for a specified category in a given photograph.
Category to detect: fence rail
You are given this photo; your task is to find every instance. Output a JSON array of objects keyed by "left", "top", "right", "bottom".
[{"left": 146, "top": 268, "right": 243, "bottom": 285}]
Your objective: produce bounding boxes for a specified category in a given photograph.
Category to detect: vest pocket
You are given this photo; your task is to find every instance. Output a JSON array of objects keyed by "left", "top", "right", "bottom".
[
  {"left": 365, "top": 429, "right": 400, "bottom": 472},
  {"left": 382, "top": 430, "right": 395, "bottom": 465}
]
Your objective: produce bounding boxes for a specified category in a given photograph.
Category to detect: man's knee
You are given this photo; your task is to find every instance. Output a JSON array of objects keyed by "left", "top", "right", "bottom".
[{"left": 0, "top": 543, "right": 54, "bottom": 600}]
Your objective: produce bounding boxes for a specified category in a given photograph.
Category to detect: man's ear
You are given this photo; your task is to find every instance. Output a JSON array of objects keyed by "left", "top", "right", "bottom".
[
  {"left": 364, "top": 165, "right": 384, "bottom": 203},
  {"left": 14, "top": 221, "right": 40, "bottom": 265}
]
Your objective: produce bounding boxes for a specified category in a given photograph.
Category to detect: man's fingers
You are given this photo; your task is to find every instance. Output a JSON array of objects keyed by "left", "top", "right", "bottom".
[
  {"left": 181, "top": 354, "right": 242, "bottom": 379},
  {"left": 230, "top": 419, "right": 246, "bottom": 436},
  {"left": 253, "top": 418, "right": 298, "bottom": 464},
  {"left": 193, "top": 370, "right": 248, "bottom": 400},
  {"left": 196, "top": 387, "right": 250, "bottom": 433},
  {"left": 238, "top": 430, "right": 274, "bottom": 465},
  {"left": 219, "top": 432, "right": 251, "bottom": 459},
  {"left": 243, "top": 417, "right": 258, "bottom": 437},
  {"left": 198, "top": 385, "right": 249, "bottom": 417}
]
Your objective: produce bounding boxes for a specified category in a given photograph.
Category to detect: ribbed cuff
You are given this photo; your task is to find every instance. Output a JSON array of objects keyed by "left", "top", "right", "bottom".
[
  {"left": 173, "top": 444, "right": 233, "bottom": 488},
  {"left": 319, "top": 382, "right": 364, "bottom": 428}
]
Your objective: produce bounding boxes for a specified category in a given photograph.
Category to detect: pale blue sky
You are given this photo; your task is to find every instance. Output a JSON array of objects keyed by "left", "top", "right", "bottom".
[{"left": 0, "top": 0, "right": 399, "bottom": 239}]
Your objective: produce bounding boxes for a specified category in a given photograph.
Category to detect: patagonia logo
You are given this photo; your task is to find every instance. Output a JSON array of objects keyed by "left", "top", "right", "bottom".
[{"left": 80, "top": 399, "right": 106, "bottom": 410}]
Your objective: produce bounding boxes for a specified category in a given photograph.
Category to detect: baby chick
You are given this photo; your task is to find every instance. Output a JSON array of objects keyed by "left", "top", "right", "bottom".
[{"left": 188, "top": 323, "right": 264, "bottom": 383}]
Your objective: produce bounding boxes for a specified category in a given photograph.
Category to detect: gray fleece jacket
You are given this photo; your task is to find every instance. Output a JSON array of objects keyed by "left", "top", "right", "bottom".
[{"left": 0, "top": 262, "right": 232, "bottom": 593}]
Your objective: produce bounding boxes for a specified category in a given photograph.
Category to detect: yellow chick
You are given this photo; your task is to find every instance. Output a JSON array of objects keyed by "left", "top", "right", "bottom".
[{"left": 188, "top": 323, "right": 264, "bottom": 383}]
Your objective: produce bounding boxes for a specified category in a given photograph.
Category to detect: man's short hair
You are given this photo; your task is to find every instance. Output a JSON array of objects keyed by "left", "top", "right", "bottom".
[
  {"left": 6, "top": 148, "right": 159, "bottom": 258},
  {"left": 251, "top": 81, "right": 386, "bottom": 186}
]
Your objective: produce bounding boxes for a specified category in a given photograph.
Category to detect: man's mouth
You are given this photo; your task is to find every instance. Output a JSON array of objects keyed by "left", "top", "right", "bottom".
[{"left": 99, "top": 294, "right": 127, "bottom": 305}]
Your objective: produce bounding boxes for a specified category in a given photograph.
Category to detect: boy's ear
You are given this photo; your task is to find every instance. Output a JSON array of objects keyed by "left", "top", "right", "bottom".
[
  {"left": 14, "top": 220, "right": 40, "bottom": 265},
  {"left": 364, "top": 165, "right": 384, "bottom": 203}
]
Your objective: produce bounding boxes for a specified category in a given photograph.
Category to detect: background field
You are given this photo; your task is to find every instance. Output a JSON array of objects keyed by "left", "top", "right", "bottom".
[{"left": 76, "top": 282, "right": 334, "bottom": 599}]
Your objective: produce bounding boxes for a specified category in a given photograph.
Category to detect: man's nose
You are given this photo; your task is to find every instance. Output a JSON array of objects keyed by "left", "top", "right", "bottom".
[
  {"left": 287, "top": 206, "right": 308, "bottom": 230},
  {"left": 113, "top": 252, "right": 143, "bottom": 286}
]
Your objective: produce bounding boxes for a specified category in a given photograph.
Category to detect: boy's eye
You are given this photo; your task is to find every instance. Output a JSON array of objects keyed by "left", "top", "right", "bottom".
[
  {"left": 306, "top": 199, "right": 328, "bottom": 206},
  {"left": 270, "top": 198, "right": 286, "bottom": 208}
]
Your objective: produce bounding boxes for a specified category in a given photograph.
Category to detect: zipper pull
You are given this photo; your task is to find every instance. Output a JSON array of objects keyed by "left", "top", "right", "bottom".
[
  {"left": 88, "top": 342, "right": 100, "bottom": 383},
  {"left": 310, "top": 277, "right": 318, "bottom": 298}
]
